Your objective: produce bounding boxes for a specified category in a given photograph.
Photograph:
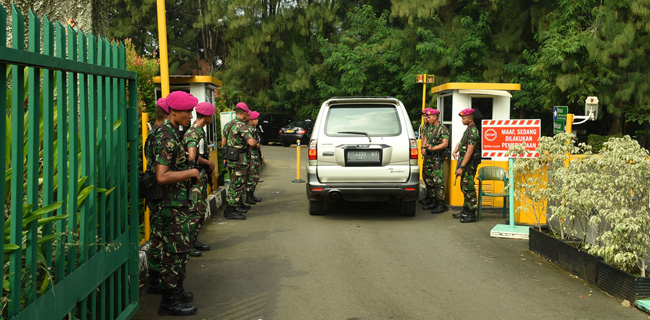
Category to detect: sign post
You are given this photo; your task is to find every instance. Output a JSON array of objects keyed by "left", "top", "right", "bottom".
[
  {"left": 482, "top": 119, "right": 541, "bottom": 239},
  {"left": 553, "top": 106, "right": 568, "bottom": 135}
]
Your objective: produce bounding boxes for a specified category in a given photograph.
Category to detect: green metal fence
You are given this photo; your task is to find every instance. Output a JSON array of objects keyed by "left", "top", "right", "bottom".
[{"left": 1, "top": 4, "right": 139, "bottom": 319}]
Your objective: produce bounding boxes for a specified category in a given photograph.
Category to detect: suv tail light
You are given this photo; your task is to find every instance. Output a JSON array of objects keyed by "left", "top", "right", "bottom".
[
  {"left": 309, "top": 139, "right": 317, "bottom": 160},
  {"left": 297, "top": 129, "right": 306, "bottom": 135},
  {"left": 409, "top": 138, "right": 418, "bottom": 159},
  {"left": 278, "top": 129, "right": 283, "bottom": 134}
]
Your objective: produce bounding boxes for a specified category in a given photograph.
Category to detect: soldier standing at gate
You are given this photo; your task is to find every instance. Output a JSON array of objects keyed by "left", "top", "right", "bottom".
[
  {"left": 182, "top": 102, "right": 216, "bottom": 258},
  {"left": 420, "top": 108, "right": 449, "bottom": 214},
  {"left": 145, "top": 97, "right": 171, "bottom": 294},
  {"left": 153, "top": 91, "right": 200, "bottom": 316},
  {"left": 222, "top": 102, "right": 258, "bottom": 219},
  {"left": 452, "top": 108, "right": 480, "bottom": 223},
  {"left": 245, "top": 110, "right": 263, "bottom": 205}
]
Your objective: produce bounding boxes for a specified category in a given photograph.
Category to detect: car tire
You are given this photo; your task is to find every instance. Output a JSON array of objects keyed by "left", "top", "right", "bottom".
[
  {"left": 260, "top": 138, "right": 269, "bottom": 145},
  {"left": 400, "top": 200, "right": 416, "bottom": 217},
  {"left": 309, "top": 200, "right": 325, "bottom": 215},
  {"left": 281, "top": 141, "right": 291, "bottom": 147}
]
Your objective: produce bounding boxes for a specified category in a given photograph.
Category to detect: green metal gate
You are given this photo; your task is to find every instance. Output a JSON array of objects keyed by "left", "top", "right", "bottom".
[{"left": 1, "top": 4, "right": 140, "bottom": 319}]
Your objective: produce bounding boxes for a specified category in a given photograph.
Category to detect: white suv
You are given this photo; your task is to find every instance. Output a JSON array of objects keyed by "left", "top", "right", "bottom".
[{"left": 306, "top": 97, "right": 420, "bottom": 216}]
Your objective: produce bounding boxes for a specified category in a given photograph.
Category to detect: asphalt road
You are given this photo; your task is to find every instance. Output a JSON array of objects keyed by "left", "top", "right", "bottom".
[{"left": 134, "top": 144, "right": 647, "bottom": 320}]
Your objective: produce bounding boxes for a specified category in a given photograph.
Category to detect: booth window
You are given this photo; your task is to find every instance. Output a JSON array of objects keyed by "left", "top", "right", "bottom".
[
  {"left": 442, "top": 95, "right": 453, "bottom": 122},
  {"left": 471, "top": 97, "right": 493, "bottom": 120}
]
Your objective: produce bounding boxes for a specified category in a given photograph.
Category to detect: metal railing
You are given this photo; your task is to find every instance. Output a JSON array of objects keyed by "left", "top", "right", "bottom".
[{"left": 1, "top": 4, "right": 139, "bottom": 319}]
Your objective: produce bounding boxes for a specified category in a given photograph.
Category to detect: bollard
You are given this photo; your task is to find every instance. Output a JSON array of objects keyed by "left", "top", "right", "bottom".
[{"left": 292, "top": 139, "right": 305, "bottom": 183}]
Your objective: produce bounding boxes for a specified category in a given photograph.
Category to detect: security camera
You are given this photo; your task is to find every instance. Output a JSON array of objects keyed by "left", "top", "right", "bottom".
[{"left": 585, "top": 96, "right": 598, "bottom": 120}]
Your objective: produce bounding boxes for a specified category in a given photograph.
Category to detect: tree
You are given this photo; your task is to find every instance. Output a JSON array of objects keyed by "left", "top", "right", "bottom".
[
  {"left": 108, "top": 0, "right": 201, "bottom": 74},
  {"left": 587, "top": 1, "right": 650, "bottom": 134}
]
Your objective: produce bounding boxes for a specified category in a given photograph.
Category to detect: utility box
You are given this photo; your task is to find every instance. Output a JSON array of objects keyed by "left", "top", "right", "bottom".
[{"left": 430, "top": 83, "right": 521, "bottom": 210}]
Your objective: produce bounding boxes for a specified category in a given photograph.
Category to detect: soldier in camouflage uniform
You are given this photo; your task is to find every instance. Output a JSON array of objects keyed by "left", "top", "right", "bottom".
[
  {"left": 452, "top": 108, "right": 480, "bottom": 223},
  {"left": 145, "top": 98, "right": 169, "bottom": 294},
  {"left": 222, "top": 102, "right": 258, "bottom": 219},
  {"left": 152, "top": 91, "right": 200, "bottom": 316},
  {"left": 420, "top": 108, "right": 449, "bottom": 214},
  {"left": 182, "top": 102, "right": 216, "bottom": 257},
  {"left": 245, "top": 111, "right": 263, "bottom": 204}
]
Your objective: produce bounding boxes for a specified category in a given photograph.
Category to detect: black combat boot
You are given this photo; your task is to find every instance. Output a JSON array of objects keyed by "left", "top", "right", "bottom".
[
  {"left": 238, "top": 198, "right": 251, "bottom": 210},
  {"left": 422, "top": 198, "right": 438, "bottom": 210},
  {"left": 193, "top": 237, "right": 210, "bottom": 251},
  {"left": 175, "top": 279, "right": 194, "bottom": 303},
  {"left": 189, "top": 248, "right": 202, "bottom": 257},
  {"left": 452, "top": 208, "right": 468, "bottom": 219},
  {"left": 460, "top": 210, "right": 477, "bottom": 223},
  {"left": 431, "top": 199, "right": 447, "bottom": 214},
  {"left": 146, "top": 270, "right": 163, "bottom": 294},
  {"left": 158, "top": 289, "right": 198, "bottom": 316},
  {"left": 248, "top": 191, "right": 262, "bottom": 202},
  {"left": 224, "top": 206, "right": 246, "bottom": 220},
  {"left": 245, "top": 191, "right": 257, "bottom": 205}
]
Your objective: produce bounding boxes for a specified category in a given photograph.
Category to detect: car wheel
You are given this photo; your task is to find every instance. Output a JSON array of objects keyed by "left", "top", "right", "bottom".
[
  {"left": 261, "top": 138, "right": 269, "bottom": 145},
  {"left": 309, "top": 200, "right": 325, "bottom": 215},
  {"left": 400, "top": 200, "right": 416, "bottom": 217},
  {"left": 282, "top": 141, "right": 291, "bottom": 147}
]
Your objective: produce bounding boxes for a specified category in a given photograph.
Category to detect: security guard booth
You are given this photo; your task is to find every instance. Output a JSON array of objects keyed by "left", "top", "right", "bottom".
[
  {"left": 430, "top": 83, "right": 525, "bottom": 217},
  {"left": 153, "top": 75, "right": 223, "bottom": 189}
]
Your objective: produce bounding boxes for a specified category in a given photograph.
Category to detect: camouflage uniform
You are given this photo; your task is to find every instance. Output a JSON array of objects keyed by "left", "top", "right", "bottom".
[
  {"left": 423, "top": 123, "right": 450, "bottom": 202},
  {"left": 152, "top": 118, "right": 193, "bottom": 290},
  {"left": 182, "top": 124, "right": 207, "bottom": 239},
  {"left": 225, "top": 118, "right": 254, "bottom": 206},
  {"left": 144, "top": 123, "right": 163, "bottom": 275},
  {"left": 246, "top": 125, "right": 262, "bottom": 193},
  {"left": 458, "top": 123, "right": 480, "bottom": 211}
]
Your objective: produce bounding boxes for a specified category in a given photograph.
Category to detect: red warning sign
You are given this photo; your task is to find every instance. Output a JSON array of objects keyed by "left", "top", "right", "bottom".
[{"left": 481, "top": 119, "right": 541, "bottom": 158}]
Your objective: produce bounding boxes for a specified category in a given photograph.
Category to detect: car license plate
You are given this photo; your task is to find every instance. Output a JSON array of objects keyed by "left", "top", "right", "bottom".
[
  {"left": 346, "top": 149, "right": 381, "bottom": 165},
  {"left": 285, "top": 129, "right": 295, "bottom": 133}
]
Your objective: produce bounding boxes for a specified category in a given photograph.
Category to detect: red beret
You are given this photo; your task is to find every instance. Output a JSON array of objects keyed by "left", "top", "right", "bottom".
[
  {"left": 196, "top": 102, "right": 216, "bottom": 116},
  {"left": 422, "top": 108, "right": 440, "bottom": 116},
  {"left": 249, "top": 111, "right": 260, "bottom": 120},
  {"left": 157, "top": 98, "right": 169, "bottom": 114},
  {"left": 235, "top": 102, "right": 250, "bottom": 113},
  {"left": 166, "top": 91, "right": 198, "bottom": 111},
  {"left": 459, "top": 108, "right": 475, "bottom": 116}
]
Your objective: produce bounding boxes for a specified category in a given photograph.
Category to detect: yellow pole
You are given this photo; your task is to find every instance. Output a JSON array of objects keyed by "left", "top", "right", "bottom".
[
  {"left": 419, "top": 74, "right": 427, "bottom": 180},
  {"left": 421, "top": 73, "right": 427, "bottom": 113},
  {"left": 140, "top": 113, "right": 150, "bottom": 245},
  {"left": 296, "top": 140, "right": 301, "bottom": 180},
  {"left": 565, "top": 113, "right": 574, "bottom": 134},
  {"left": 156, "top": 0, "right": 170, "bottom": 97}
]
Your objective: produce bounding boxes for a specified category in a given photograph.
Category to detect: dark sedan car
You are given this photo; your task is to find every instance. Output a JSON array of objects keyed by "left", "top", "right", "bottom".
[{"left": 278, "top": 120, "right": 313, "bottom": 147}]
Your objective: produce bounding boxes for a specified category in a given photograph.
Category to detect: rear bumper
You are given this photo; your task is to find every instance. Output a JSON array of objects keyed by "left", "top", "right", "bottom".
[{"left": 306, "top": 167, "right": 420, "bottom": 202}]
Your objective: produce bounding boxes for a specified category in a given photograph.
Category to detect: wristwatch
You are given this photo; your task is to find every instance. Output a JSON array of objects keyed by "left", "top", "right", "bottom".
[{"left": 460, "top": 165, "right": 465, "bottom": 169}]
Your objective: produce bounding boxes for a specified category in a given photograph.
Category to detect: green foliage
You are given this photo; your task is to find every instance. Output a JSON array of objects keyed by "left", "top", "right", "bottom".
[
  {"left": 507, "top": 133, "right": 592, "bottom": 232},
  {"left": 511, "top": 134, "right": 650, "bottom": 276},
  {"left": 110, "top": 0, "right": 650, "bottom": 134},
  {"left": 123, "top": 38, "right": 159, "bottom": 118},
  {"left": 587, "top": 134, "right": 624, "bottom": 153}
]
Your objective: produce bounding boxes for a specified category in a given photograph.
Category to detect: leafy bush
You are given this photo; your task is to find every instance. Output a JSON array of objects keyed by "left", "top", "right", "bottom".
[
  {"left": 510, "top": 134, "right": 650, "bottom": 276},
  {"left": 587, "top": 134, "right": 623, "bottom": 153}
]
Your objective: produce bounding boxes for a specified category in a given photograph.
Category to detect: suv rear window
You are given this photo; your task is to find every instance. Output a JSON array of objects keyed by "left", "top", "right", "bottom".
[{"left": 324, "top": 105, "right": 401, "bottom": 136}]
